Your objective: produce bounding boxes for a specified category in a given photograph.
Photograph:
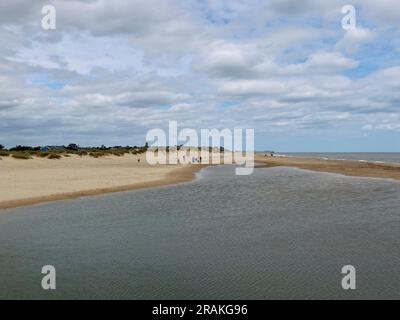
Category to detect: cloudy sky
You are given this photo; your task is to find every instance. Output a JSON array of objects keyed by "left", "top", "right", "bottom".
[{"left": 1, "top": 0, "right": 400, "bottom": 151}]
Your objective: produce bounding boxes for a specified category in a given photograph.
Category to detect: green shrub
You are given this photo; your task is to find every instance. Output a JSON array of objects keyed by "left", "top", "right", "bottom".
[
  {"left": 0, "top": 150, "right": 10, "bottom": 157},
  {"left": 48, "top": 153, "right": 61, "bottom": 159},
  {"left": 11, "top": 152, "right": 32, "bottom": 160},
  {"left": 132, "top": 149, "right": 145, "bottom": 155},
  {"left": 111, "top": 150, "right": 125, "bottom": 156},
  {"left": 37, "top": 152, "right": 49, "bottom": 158},
  {"left": 77, "top": 151, "right": 88, "bottom": 156},
  {"left": 89, "top": 152, "right": 106, "bottom": 158}
]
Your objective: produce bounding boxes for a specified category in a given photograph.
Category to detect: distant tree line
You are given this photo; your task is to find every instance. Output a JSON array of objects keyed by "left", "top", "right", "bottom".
[
  {"left": 0, "top": 142, "right": 223, "bottom": 160},
  {"left": 0, "top": 143, "right": 149, "bottom": 152},
  {"left": 0, "top": 142, "right": 151, "bottom": 160}
]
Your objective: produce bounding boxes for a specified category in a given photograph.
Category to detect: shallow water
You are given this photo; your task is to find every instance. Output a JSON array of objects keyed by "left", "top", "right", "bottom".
[{"left": 0, "top": 166, "right": 399, "bottom": 299}]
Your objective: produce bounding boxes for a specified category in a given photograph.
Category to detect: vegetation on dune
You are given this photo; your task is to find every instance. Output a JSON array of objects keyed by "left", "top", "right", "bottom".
[
  {"left": 77, "top": 151, "right": 88, "bottom": 157},
  {"left": 48, "top": 153, "right": 62, "bottom": 159},
  {"left": 36, "top": 152, "right": 49, "bottom": 158},
  {"left": 89, "top": 151, "right": 106, "bottom": 158},
  {"left": 0, "top": 143, "right": 151, "bottom": 160},
  {"left": 0, "top": 143, "right": 222, "bottom": 162},
  {"left": 11, "top": 152, "right": 32, "bottom": 160}
]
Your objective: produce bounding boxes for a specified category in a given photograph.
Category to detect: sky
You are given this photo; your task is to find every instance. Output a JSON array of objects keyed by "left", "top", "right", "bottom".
[{"left": 0, "top": 0, "right": 400, "bottom": 152}]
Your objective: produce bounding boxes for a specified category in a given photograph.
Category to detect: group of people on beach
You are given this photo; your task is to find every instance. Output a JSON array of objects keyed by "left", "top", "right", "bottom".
[
  {"left": 177, "top": 155, "right": 202, "bottom": 164},
  {"left": 192, "top": 156, "right": 202, "bottom": 164}
]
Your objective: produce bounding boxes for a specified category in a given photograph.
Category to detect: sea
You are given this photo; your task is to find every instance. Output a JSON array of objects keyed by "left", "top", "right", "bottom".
[
  {"left": 0, "top": 162, "right": 399, "bottom": 299},
  {"left": 278, "top": 152, "right": 400, "bottom": 164}
]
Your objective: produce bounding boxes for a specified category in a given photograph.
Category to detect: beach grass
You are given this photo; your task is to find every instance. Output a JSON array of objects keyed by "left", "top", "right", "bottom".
[
  {"left": 0, "top": 146, "right": 148, "bottom": 160},
  {"left": 48, "top": 153, "right": 62, "bottom": 159},
  {"left": 11, "top": 152, "right": 32, "bottom": 160},
  {"left": 36, "top": 152, "right": 49, "bottom": 158}
]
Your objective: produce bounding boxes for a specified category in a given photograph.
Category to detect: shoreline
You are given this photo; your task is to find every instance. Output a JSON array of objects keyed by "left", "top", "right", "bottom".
[
  {"left": 255, "top": 154, "right": 400, "bottom": 181},
  {"left": 0, "top": 152, "right": 210, "bottom": 210},
  {"left": 0, "top": 164, "right": 208, "bottom": 210},
  {"left": 1, "top": 153, "right": 399, "bottom": 210}
]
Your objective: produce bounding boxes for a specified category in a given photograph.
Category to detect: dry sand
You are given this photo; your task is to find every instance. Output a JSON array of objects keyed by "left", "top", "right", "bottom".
[
  {"left": 255, "top": 154, "right": 400, "bottom": 180},
  {"left": 0, "top": 153, "right": 207, "bottom": 210}
]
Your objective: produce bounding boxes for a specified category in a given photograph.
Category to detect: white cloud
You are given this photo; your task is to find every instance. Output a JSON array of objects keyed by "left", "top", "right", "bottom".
[
  {"left": 335, "top": 28, "right": 375, "bottom": 53},
  {"left": 284, "top": 51, "right": 359, "bottom": 74},
  {"left": 0, "top": 0, "right": 399, "bottom": 149}
]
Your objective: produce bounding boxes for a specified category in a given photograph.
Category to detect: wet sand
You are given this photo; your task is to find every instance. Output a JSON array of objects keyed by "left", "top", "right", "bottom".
[{"left": 255, "top": 154, "right": 400, "bottom": 181}]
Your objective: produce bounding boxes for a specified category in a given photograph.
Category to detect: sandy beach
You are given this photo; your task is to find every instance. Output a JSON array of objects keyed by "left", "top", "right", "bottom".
[
  {"left": 1, "top": 152, "right": 399, "bottom": 210},
  {"left": 0, "top": 153, "right": 207, "bottom": 210},
  {"left": 255, "top": 154, "right": 400, "bottom": 181}
]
